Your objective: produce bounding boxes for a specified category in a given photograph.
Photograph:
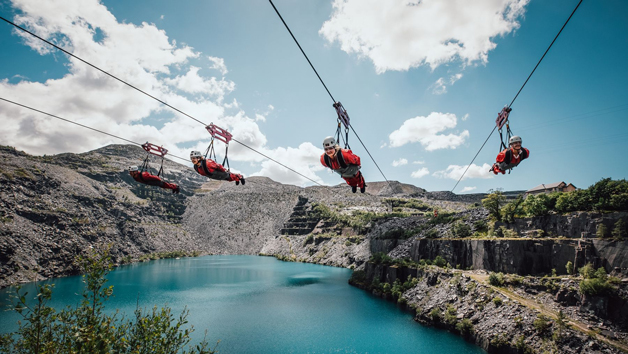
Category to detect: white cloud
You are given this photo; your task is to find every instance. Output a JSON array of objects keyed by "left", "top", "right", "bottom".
[
  {"left": 0, "top": 0, "right": 327, "bottom": 187},
  {"left": 164, "top": 66, "right": 235, "bottom": 99},
  {"left": 460, "top": 186, "right": 477, "bottom": 193},
  {"left": 411, "top": 167, "right": 429, "bottom": 178},
  {"left": 413, "top": 160, "right": 425, "bottom": 165},
  {"left": 160, "top": 15, "right": 164, "bottom": 20},
  {"left": 320, "top": 0, "right": 528, "bottom": 73},
  {"left": 208, "top": 56, "right": 228, "bottom": 76},
  {"left": 433, "top": 163, "right": 494, "bottom": 180},
  {"left": 392, "top": 158, "right": 407, "bottom": 167},
  {"left": 431, "top": 78, "right": 447, "bottom": 95},
  {"left": 249, "top": 142, "right": 325, "bottom": 186},
  {"left": 388, "top": 112, "right": 469, "bottom": 150},
  {"left": 461, "top": 113, "right": 469, "bottom": 121},
  {"left": 430, "top": 73, "right": 464, "bottom": 95}
]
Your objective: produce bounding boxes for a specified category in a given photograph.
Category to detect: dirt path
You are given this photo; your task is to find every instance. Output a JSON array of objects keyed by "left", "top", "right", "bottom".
[{"left": 464, "top": 272, "right": 628, "bottom": 353}]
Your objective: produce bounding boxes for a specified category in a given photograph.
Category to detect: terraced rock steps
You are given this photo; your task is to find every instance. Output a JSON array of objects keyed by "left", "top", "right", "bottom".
[{"left": 280, "top": 197, "right": 321, "bottom": 235}]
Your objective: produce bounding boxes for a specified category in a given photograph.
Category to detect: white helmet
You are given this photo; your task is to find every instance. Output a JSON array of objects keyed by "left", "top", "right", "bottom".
[
  {"left": 190, "top": 150, "right": 203, "bottom": 159},
  {"left": 322, "top": 136, "right": 336, "bottom": 148},
  {"left": 129, "top": 166, "right": 140, "bottom": 172},
  {"left": 509, "top": 136, "right": 522, "bottom": 145}
]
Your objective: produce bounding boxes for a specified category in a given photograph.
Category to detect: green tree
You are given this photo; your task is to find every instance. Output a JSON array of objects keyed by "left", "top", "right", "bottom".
[
  {"left": 0, "top": 245, "right": 217, "bottom": 354},
  {"left": 612, "top": 219, "right": 626, "bottom": 240},
  {"left": 596, "top": 223, "right": 608, "bottom": 238},
  {"left": 579, "top": 263, "right": 596, "bottom": 279},
  {"left": 482, "top": 191, "right": 506, "bottom": 221},
  {"left": 565, "top": 261, "right": 574, "bottom": 275},
  {"left": 501, "top": 195, "right": 524, "bottom": 223}
]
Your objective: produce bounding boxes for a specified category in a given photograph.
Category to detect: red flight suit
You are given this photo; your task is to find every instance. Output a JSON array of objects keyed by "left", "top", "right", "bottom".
[
  {"left": 492, "top": 147, "right": 530, "bottom": 174},
  {"left": 320, "top": 149, "right": 365, "bottom": 188},
  {"left": 131, "top": 171, "right": 179, "bottom": 192},
  {"left": 193, "top": 158, "right": 242, "bottom": 182}
]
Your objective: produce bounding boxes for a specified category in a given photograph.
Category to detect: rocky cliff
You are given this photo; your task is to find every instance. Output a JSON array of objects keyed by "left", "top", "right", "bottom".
[{"left": 2, "top": 144, "right": 628, "bottom": 353}]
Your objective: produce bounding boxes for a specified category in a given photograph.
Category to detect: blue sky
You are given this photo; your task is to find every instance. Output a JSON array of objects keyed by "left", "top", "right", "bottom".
[{"left": 0, "top": 0, "right": 626, "bottom": 193}]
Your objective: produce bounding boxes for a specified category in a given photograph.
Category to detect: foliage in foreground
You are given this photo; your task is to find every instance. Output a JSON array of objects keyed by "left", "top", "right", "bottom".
[{"left": 0, "top": 245, "right": 217, "bottom": 354}]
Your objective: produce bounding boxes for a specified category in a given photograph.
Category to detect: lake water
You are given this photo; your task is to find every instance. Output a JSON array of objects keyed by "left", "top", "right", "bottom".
[{"left": 0, "top": 255, "right": 485, "bottom": 353}]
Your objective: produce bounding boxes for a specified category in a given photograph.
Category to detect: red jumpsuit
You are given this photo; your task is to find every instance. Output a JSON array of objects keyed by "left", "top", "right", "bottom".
[
  {"left": 492, "top": 147, "right": 530, "bottom": 174},
  {"left": 131, "top": 171, "right": 179, "bottom": 192},
  {"left": 320, "top": 149, "right": 365, "bottom": 188},
  {"left": 194, "top": 158, "right": 242, "bottom": 182}
]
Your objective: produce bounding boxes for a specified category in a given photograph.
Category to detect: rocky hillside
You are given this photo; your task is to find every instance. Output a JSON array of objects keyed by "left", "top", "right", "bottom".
[
  {"left": 2, "top": 144, "right": 628, "bottom": 353},
  {"left": 0, "top": 144, "right": 208, "bottom": 286}
]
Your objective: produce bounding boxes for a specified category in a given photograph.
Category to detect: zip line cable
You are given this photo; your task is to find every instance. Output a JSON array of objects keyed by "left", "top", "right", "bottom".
[
  {"left": 0, "top": 16, "right": 206, "bottom": 126},
  {"left": 268, "top": 0, "right": 393, "bottom": 189},
  {"left": 450, "top": 0, "right": 584, "bottom": 192},
  {"left": 0, "top": 16, "right": 323, "bottom": 186},
  {"left": 0, "top": 97, "right": 190, "bottom": 163},
  {"left": 268, "top": 0, "right": 335, "bottom": 103}
]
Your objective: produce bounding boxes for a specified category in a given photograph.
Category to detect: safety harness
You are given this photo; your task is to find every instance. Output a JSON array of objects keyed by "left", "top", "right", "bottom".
[
  {"left": 140, "top": 142, "right": 168, "bottom": 177},
  {"left": 323, "top": 149, "right": 347, "bottom": 169},
  {"left": 333, "top": 102, "right": 351, "bottom": 150},
  {"left": 204, "top": 123, "right": 232, "bottom": 171}
]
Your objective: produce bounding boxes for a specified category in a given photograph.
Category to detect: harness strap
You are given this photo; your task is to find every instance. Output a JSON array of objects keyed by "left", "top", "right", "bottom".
[{"left": 323, "top": 150, "right": 347, "bottom": 169}]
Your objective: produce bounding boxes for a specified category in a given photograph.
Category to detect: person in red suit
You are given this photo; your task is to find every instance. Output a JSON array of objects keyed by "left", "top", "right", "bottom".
[
  {"left": 190, "top": 151, "right": 245, "bottom": 185},
  {"left": 129, "top": 166, "right": 180, "bottom": 193},
  {"left": 320, "top": 136, "right": 366, "bottom": 193},
  {"left": 491, "top": 136, "right": 530, "bottom": 174}
]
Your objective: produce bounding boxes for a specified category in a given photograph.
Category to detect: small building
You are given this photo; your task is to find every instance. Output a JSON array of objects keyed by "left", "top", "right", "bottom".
[{"left": 525, "top": 181, "right": 577, "bottom": 196}]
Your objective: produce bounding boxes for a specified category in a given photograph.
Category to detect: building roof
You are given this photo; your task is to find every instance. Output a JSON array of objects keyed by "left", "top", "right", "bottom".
[{"left": 526, "top": 182, "right": 566, "bottom": 193}]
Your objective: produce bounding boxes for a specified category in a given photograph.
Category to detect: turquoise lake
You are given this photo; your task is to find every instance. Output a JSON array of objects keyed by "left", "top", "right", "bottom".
[{"left": 0, "top": 255, "right": 485, "bottom": 353}]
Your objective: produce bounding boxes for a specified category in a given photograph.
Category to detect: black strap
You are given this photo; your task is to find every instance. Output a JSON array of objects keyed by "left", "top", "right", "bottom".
[
  {"left": 324, "top": 150, "right": 347, "bottom": 169},
  {"left": 201, "top": 159, "right": 213, "bottom": 176},
  {"left": 504, "top": 149, "right": 512, "bottom": 165}
]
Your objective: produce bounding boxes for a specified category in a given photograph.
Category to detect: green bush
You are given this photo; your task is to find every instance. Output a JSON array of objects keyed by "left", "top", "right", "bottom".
[
  {"left": 0, "top": 245, "right": 216, "bottom": 354},
  {"left": 501, "top": 195, "right": 524, "bottom": 223},
  {"left": 488, "top": 272, "right": 505, "bottom": 286},
  {"left": 452, "top": 221, "right": 472, "bottom": 238},
  {"left": 473, "top": 219, "right": 488, "bottom": 233},
  {"left": 492, "top": 297, "right": 503, "bottom": 307},
  {"left": 612, "top": 219, "right": 626, "bottom": 240},
  {"left": 482, "top": 191, "right": 506, "bottom": 221},
  {"left": 370, "top": 252, "right": 394, "bottom": 265},
  {"left": 596, "top": 224, "right": 608, "bottom": 238},
  {"left": 580, "top": 267, "right": 616, "bottom": 296},
  {"left": 522, "top": 193, "right": 559, "bottom": 217},
  {"left": 455, "top": 318, "right": 474, "bottom": 335},
  {"left": 566, "top": 261, "right": 574, "bottom": 275},
  {"left": 444, "top": 305, "right": 457, "bottom": 325},
  {"left": 433, "top": 256, "right": 447, "bottom": 268},
  {"left": 429, "top": 308, "right": 441, "bottom": 322},
  {"left": 579, "top": 263, "right": 596, "bottom": 279},
  {"left": 533, "top": 314, "right": 552, "bottom": 334}
]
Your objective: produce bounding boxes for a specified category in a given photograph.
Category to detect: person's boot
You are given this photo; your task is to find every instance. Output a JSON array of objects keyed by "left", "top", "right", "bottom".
[
  {"left": 240, "top": 176, "right": 245, "bottom": 185},
  {"left": 360, "top": 185, "right": 366, "bottom": 193},
  {"left": 235, "top": 180, "right": 240, "bottom": 185},
  {"left": 352, "top": 185, "right": 357, "bottom": 193},
  {"left": 173, "top": 186, "right": 180, "bottom": 194}
]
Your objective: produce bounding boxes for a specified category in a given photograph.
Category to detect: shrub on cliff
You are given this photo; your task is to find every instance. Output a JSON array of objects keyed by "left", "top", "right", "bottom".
[
  {"left": 612, "top": 218, "right": 626, "bottom": 240},
  {"left": 0, "top": 245, "right": 217, "bottom": 354},
  {"left": 501, "top": 195, "right": 524, "bottom": 223},
  {"left": 452, "top": 221, "right": 471, "bottom": 238},
  {"left": 482, "top": 190, "right": 506, "bottom": 221},
  {"left": 579, "top": 266, "right": 616, "bottom": 296},
  {"left": 522, "top": 193, "right": 559, "bottom": 216},
  {"left": 533, "top": 314, "right": 552, "bottom": 335},
  {"left": 488, "top": 272, "right": 505, "bottom": 286},
  {"left": 455, "top": 318, "right": 474, "bottom": 336}
]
